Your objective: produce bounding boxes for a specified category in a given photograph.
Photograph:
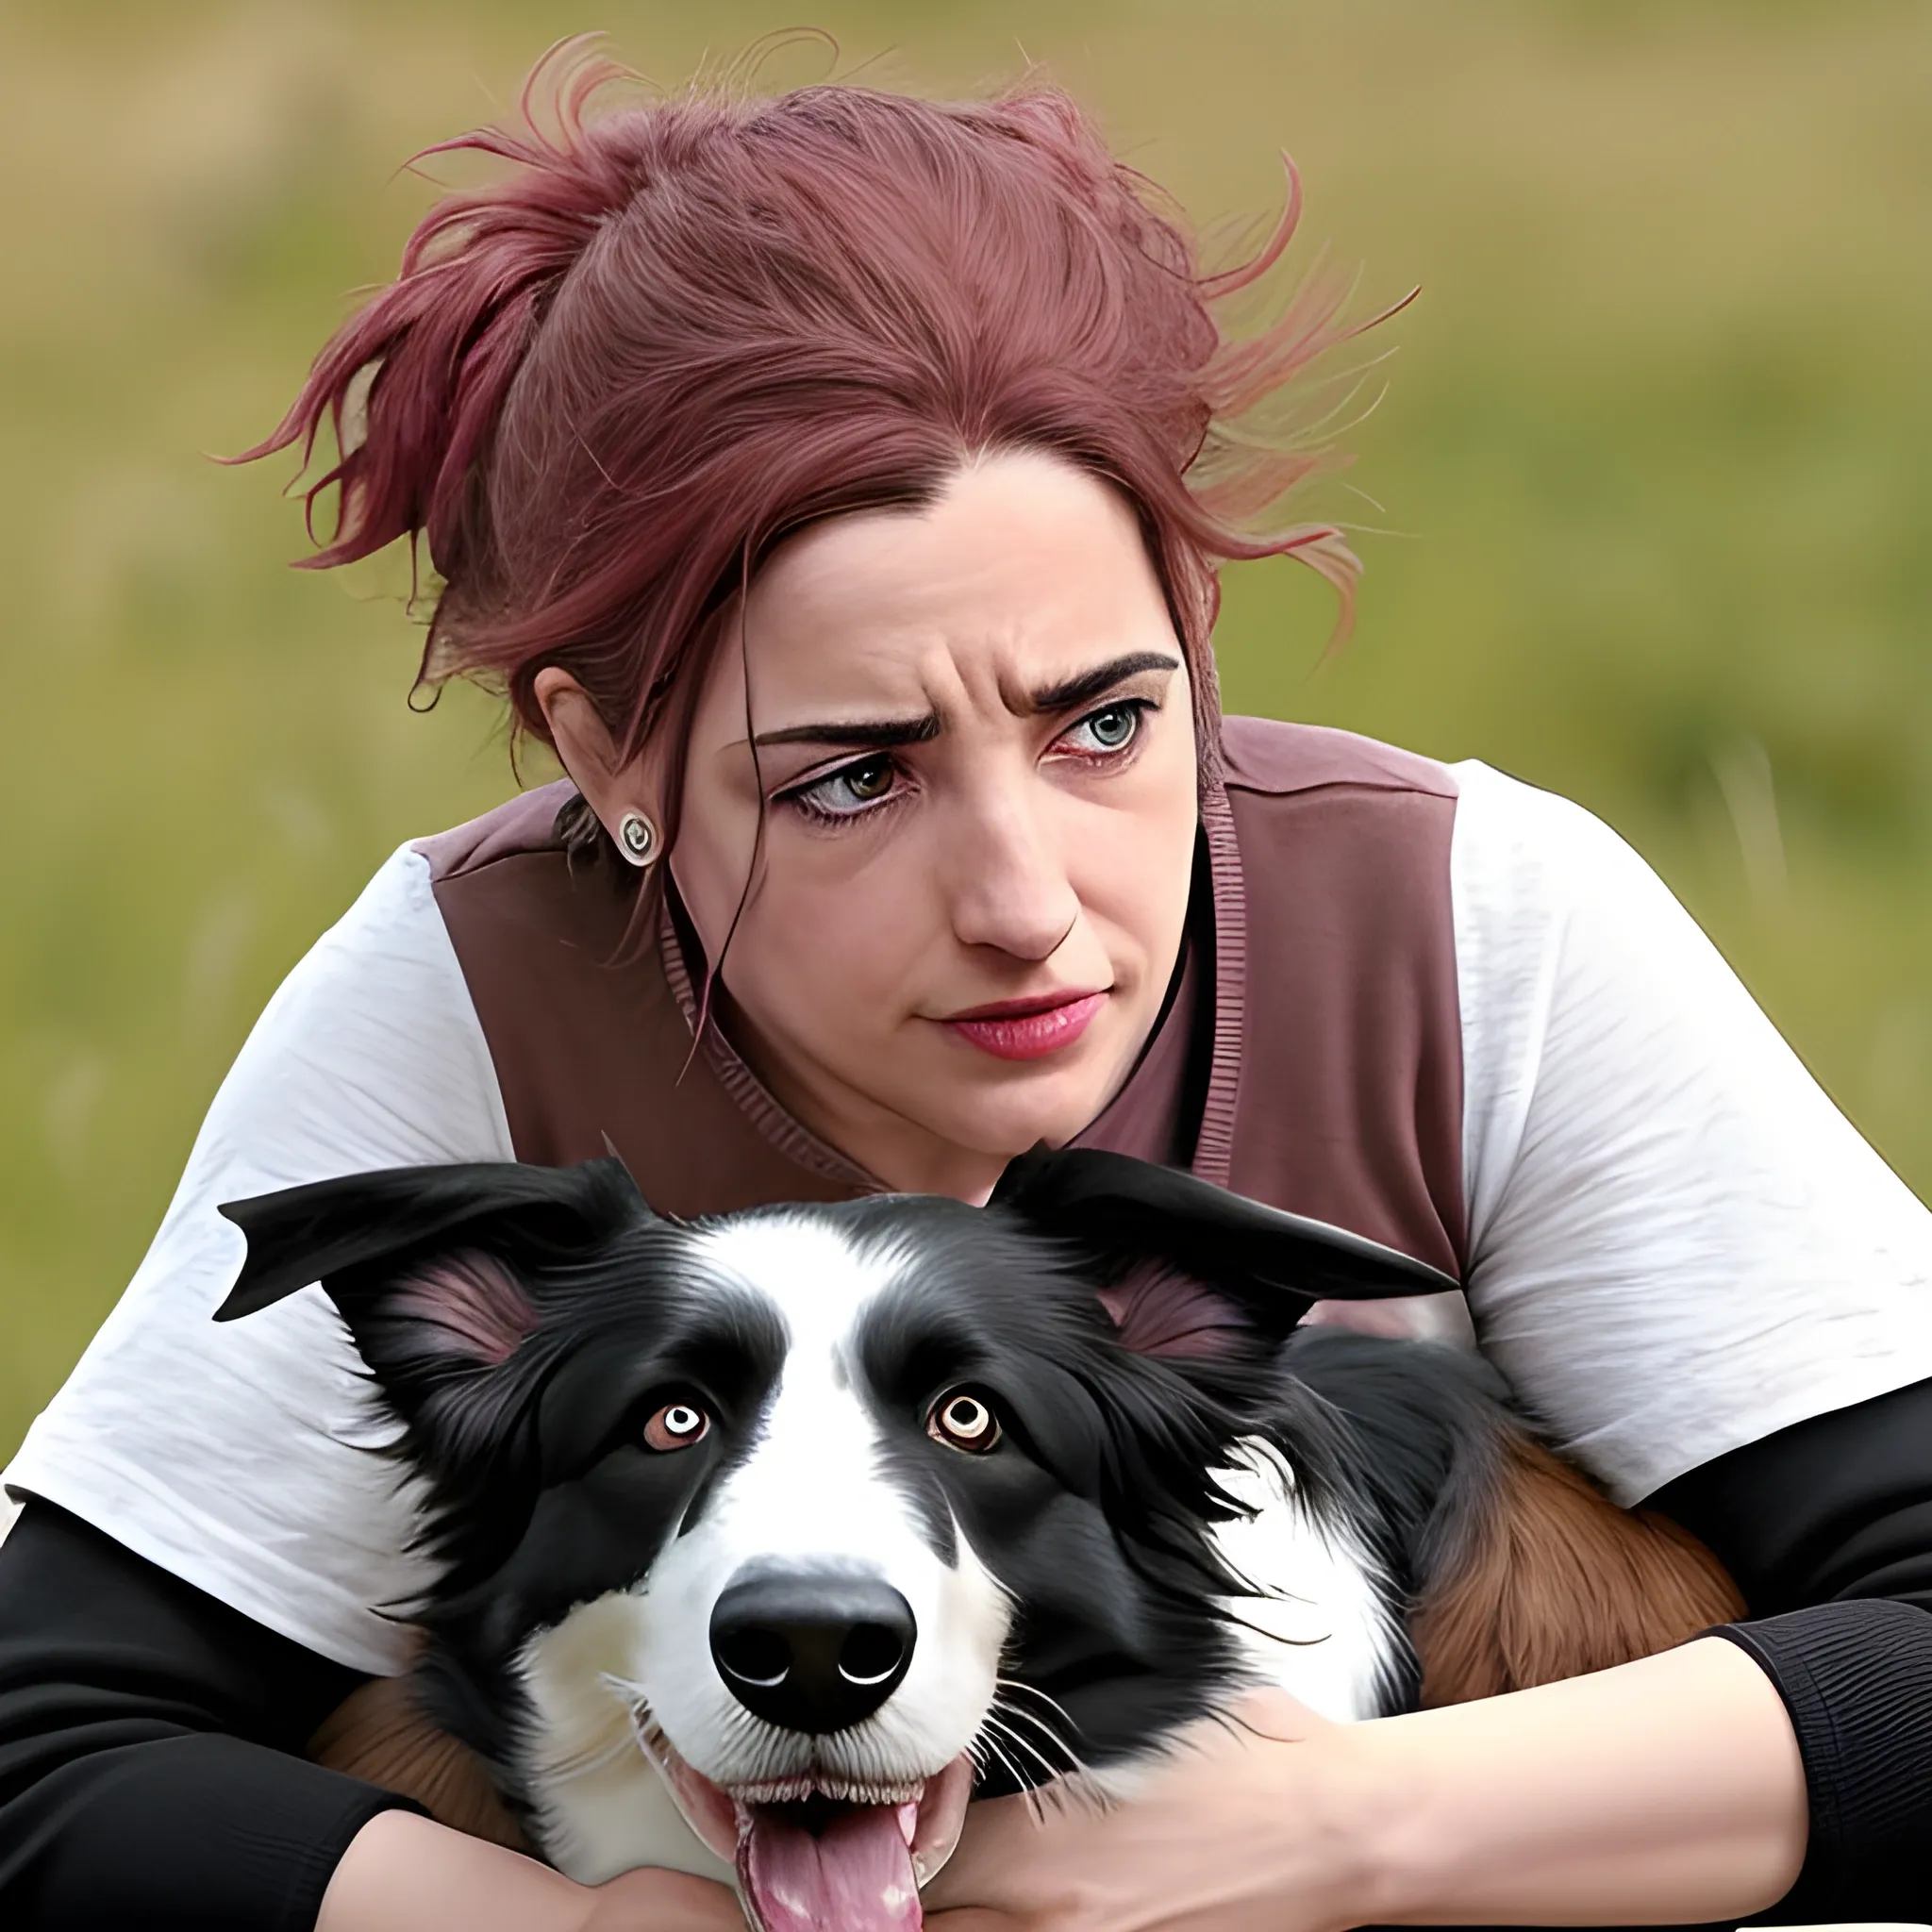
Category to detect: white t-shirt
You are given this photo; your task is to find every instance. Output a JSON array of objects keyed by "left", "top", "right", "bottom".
[{"left": 8, "top": 760, "right": 1932, "bottom": 1675}]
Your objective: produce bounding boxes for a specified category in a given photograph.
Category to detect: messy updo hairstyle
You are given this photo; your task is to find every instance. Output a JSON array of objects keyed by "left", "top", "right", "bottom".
[{"left": 244, "top": 41, "right": 1401, "bottom": 859}]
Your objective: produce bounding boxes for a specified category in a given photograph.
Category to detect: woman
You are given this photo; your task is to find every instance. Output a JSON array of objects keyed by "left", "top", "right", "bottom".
[{"left": 1, "top": 47, "right": 1928, "bottom": 1932}]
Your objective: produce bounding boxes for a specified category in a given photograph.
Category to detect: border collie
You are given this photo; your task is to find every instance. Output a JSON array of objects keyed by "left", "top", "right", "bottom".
[{"left": 217, "top": 1149, "right": 1739, "bottom": 1932}]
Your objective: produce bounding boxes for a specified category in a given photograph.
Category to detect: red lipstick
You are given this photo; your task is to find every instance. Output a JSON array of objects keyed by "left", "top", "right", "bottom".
[{"left": 941, "top": 991, "right": 1107, "bottom": 1063}]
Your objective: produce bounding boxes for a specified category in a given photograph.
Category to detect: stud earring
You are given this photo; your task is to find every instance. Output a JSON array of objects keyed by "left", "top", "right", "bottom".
[{"left": 616, "top": 809, "right": 659, "bottom": 868}]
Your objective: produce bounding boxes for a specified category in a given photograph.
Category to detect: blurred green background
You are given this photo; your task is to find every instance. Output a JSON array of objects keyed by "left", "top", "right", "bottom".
[{"left": 2, "top": 0, "right": 1929, "bottom": 1456}]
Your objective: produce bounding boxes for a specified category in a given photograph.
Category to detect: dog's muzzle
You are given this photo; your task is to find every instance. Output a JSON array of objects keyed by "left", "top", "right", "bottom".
[{"left": 709, "top": 1569, "right": 916, "bottom": 1734}]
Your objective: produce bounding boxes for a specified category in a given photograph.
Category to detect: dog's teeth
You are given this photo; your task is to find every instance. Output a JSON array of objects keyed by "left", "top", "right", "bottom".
[
  {"left": 731, "top": 1774, "right": 924, "bottom": 1807},
  {"left": 735, "top": 1777, "right": 814, "bottom": 1804}
]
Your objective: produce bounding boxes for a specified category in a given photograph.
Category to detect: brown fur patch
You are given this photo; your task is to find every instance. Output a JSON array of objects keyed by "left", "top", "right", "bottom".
[
  {"left": 1410, "top": 1429, "right": 1745, "bottom": 1707},
  {"left": 308, "top": 1673, "right": 530, "bottom": 1851}
]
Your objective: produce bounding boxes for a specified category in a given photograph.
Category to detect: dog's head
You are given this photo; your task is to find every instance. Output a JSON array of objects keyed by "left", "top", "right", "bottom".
[{"left": 217, "top": 1151, "right": 1449, "bottom": 1926}]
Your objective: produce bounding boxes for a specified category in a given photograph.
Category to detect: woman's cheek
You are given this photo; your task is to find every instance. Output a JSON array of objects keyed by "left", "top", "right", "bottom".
[
  {"left": 1062, "top": 768, "right": 1195, "bottom": 947},
  {"left": 749, "top": 849, "right": 935, "bottom": 1041}
]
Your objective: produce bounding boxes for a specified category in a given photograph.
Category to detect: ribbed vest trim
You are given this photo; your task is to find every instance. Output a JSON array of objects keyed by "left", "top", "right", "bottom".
[
  {"left": 655, "top": 891, "right": 881, "bottom": 1193},
  {"left": 1212, "top": 716, "right": 1467, "bottom": 1278},
  {"left": 1194, "top": 774, "right": 1246, "bottom": 1191}
]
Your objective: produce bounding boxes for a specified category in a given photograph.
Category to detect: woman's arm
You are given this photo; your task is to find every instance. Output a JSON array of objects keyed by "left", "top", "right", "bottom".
[
  {"left": 319, "top": 1813, "right": 740, "bottom": 1932},
  {"left": 0, "top": 1500, "right": 742, "bottom": 1932},
  {"left": 1348, "top": 1639, "right": 1807, "bottom": 1926},
  {"left": 0, "top": 1499, "right": 408, "bottom": 1928},
  {"left": 1652, "top": 1374, "right": 1932, "bottom": 1920},
  {"left": 925, "top": 1641, "right": 1806, "bottom": 1932}
]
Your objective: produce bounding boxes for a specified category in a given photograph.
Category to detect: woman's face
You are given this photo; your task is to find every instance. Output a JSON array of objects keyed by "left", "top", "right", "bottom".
[{"left": 674, "top": 452, "right": 1200, "bottom": 1201}]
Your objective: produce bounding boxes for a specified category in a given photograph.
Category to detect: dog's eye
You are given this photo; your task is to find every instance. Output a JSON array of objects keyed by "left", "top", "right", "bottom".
[
  {"left": 926, "top": 1391, "right": 1002, "bottom": 1454},
  {"left": 642, "top": 1401, "right": 710, "bottom": 1452}
]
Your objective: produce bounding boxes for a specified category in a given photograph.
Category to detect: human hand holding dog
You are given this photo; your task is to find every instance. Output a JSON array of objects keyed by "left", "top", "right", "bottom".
[
  {"left": 922, "top": 1641, "right": 1807, "bottom": 1932},
  {"left": 921, "top": 1690, "right": 1368, "bottom": 1932}
]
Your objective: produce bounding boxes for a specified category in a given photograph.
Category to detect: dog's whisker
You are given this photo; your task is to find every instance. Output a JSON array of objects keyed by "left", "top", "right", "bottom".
[
  {"left": 986, "top": 1695, "right": 1077, "bottom": 1766},
  {"left": 979, "top": 1707, "right": 1077, "bottom": 1789},
  {"left": 987, "top": 1693, "right": 1072, "bottom": 1747},
  {"left": 988, "top": 1712, "right": 1079, "bottom": 1770},
  {"left": 991, "top": 1676, "right": 1076, "bottom": 1725},
  {"left": 972, "top": 1727, "right": 1043, "bottom": 1818},
  {"left": 980, "top": 1709, "right": 1113, "bottom": 1817},
  {"left": 983, "top": 1708, "right": 1066, "bottom": 1767}
]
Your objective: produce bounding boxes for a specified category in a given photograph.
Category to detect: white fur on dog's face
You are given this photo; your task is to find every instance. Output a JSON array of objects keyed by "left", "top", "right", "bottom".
[
  {"left": 514, "top": 1214, "right": 1009, "bottom": 1881},
  {"left": 636, "top": 1220, "right": 1011, "bottom": 1790}
]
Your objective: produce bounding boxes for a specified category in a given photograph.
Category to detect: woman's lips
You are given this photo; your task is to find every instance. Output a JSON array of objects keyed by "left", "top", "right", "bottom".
[{"left": 941, "top": 991, "right": 1107, "bottom": 1062}]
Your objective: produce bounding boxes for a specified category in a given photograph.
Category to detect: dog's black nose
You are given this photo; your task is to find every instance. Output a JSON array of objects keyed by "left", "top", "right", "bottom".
[{"left": 709, "top": 1572, "right": 916, "bottom": 1734}]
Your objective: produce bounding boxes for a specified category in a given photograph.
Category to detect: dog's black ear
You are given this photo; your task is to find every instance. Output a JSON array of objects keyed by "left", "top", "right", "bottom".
[
  {"left": 214, "top": 1158, "right": 645, "bottom": 1324},
  {"left": 990, "top": 1147, "right": 1457, "bottom": 1341},
  {"left": 215, "top": 1159, "right": 649, "bottom": 1482}
]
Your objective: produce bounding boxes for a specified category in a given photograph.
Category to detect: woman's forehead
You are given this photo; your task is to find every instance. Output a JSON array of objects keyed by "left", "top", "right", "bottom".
[{"left": 722, "top": 452, "right": 1177, "bottom": 726}]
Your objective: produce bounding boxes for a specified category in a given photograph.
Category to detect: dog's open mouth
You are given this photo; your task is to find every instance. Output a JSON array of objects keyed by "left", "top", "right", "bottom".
[{"left": 653, "top": 1744, "right": 975, "bottom": 1932}]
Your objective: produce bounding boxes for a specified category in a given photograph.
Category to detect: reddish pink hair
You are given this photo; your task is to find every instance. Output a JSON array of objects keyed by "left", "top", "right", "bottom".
[{"left": 244, "top": 43, "right": 1402, "bottom": 847}]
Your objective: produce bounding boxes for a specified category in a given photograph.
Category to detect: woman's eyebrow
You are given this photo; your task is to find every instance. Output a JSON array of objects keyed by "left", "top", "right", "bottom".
[
  {"left": 751, "top": 712, "right": 943, "bottom": 752},
  {"left": 1021, "top": 650, "right": 1181, "bottom": 716},
  {"left": 749, "top": 652, "right": 1181, "bottom": 752}
]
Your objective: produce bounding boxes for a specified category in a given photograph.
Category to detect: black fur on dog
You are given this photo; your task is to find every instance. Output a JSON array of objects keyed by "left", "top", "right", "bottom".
[{"left": 218, "top": 1149, "right": 1510, "bottom": 1869}]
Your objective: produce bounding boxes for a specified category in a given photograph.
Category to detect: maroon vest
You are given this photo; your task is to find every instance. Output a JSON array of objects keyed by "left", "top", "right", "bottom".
[{"left": 415, "top": 716, "right": 1467, "bottom": 1279}]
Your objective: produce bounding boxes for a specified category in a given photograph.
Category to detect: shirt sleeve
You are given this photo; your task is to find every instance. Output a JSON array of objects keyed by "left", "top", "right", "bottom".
[
  {"left": 0, "top": 1497, "right": 420, "bottom": 1930},
  {"left": 1449, "top": 758, "right": 1932, "bottom": 1503},
  {"left": 2, "top": 844, "right": 516, "bottom": 1674},
  {"left": 1651, "top": 1375, "right": 1932, "bottom": 1923}
]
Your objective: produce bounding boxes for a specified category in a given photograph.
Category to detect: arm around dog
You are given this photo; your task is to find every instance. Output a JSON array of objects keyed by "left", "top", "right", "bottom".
[
  {"left": 924, "top": 1638, "right": 1807, "bottom": 1932},
  {"left": 0, "top": 1497, "right": 745, "bottom": 1932},
  {"left": 319, "top": 1811, "right": 742, "bottom": 1932}
]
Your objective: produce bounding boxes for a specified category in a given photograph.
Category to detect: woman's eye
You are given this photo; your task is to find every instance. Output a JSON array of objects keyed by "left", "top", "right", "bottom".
[
  {"left": 783, "top": 753, "right": 901, "bottom": 820},
  {"left": 642, "top": 1401, "right": 710, "bottom": 1452},
  {"left": 925, "top": 1390, "right": 1003, "bottom": 1454},
  {"left": 1061, "top": 701, "right": 1145, "bottom": 758},
  {"left": 840, "top": 757, "right": 895, "bottom": 802}
]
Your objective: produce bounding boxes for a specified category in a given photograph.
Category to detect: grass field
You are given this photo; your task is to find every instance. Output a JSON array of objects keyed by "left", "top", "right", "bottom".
[{"left": 2, "top": 0, "right": 1929, "bottom": 1456}]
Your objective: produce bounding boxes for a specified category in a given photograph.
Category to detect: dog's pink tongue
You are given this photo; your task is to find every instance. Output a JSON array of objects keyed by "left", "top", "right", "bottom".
[{"left": 739, "top": 1803, "right": 922, "bottom": 1932}]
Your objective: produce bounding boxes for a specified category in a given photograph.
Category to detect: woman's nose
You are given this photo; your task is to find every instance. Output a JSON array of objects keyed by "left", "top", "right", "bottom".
[{"left": 941, "top": 787, "right": 1082, "bottom": 961}]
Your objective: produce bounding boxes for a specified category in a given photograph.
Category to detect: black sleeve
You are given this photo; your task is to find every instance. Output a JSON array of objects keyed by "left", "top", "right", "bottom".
[
  {"left": 0, "top": 1496, "right": 424, "bottom": 1930},
  {"left": 1650, "top": 1374, "right": 1932, "bottom": 1924}
]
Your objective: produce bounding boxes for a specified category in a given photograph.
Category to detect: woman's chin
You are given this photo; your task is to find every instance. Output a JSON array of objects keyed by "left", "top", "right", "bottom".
[{"left": 901, "top": 1032, "right": 1141, "bottom": 1163}]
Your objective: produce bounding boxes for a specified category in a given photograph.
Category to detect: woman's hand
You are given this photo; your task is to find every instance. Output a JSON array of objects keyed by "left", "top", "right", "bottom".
[
  {"left": 924, "top": 1691, "right": 1373, "bottom": 1932},
  {"left": 318, "top": 1809, "right": 747, "bottom": 1932},
  {"left": 924, "top": 1640, "right": 1809, "bottom": 1932}
]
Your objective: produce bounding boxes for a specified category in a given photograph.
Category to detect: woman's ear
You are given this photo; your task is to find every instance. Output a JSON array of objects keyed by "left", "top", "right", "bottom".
[{"left": 532, "top": 667, "right": 665, "bottom": 847}]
